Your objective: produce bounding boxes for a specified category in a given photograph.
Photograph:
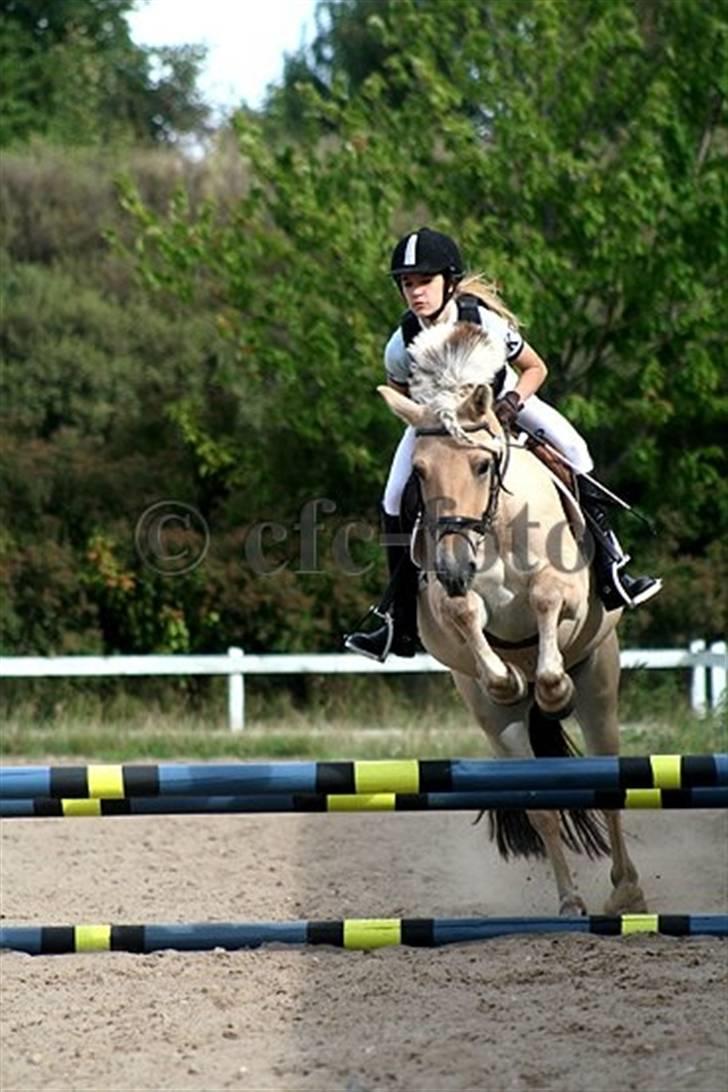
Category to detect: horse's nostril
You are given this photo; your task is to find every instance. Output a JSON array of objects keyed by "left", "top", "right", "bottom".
[{"left": 436, "top": 562, "right": 474, "bottom": 598}]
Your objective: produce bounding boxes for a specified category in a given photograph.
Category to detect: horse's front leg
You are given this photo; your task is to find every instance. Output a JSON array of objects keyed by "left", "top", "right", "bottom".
[
  {"left": 441, "top": 592, "right": 527, "bottom": 704},
  {"left": 529, "top": 577, "right": 574, "bottom": 716}
]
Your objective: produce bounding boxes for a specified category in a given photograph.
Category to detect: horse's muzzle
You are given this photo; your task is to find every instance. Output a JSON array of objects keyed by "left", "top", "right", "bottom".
[{"left": 436, "top": 553, "right": 476, "bottom": 597}]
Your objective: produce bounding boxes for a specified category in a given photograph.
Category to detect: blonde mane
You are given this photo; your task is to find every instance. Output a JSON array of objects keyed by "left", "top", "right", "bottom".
[{"left": 408, "top": 323, "right": 503, "bottom": 444}]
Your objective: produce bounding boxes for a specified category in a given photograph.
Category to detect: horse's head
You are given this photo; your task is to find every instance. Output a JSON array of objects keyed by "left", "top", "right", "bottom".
[{"left": 379, "top": 323, "right": 507, "bottom": 597}]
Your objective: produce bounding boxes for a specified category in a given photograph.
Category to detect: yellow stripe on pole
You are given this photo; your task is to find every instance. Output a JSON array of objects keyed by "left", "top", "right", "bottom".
[
  {"left": 621, "top": 914, "right": 659, "bottom": 935},
  {"left": 354, "top": 760, "right": 419, "bottom": 794},
  {"left": 75, "top": 925, "right": 111, "bottom": 952},
  {"left": 625, "top": 789, "right": 663, "bottom": 809},
  {"left": 327, "top": 794, "right": 397, "bottom": 812},
  {"left": 650, "top": 755, "right": 681, "bottom": 789},
  {"left": 343, "top": 919, "right": 402, "bottom": 949},
  {"left": 87, "top": 765, "right": 125, "bottom": 799},
  {"left": 62, "top": 799, "right": 102, "bottom": 817}
]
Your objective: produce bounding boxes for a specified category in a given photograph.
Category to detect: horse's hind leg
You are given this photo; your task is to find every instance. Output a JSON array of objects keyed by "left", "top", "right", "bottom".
[
  {"left": 572, "top": 632, "right": 647, "bottom": 913},
  {"left": 453, "top": 673, "right": 586, "bottom": 916},
  {"left": 525, "top": 809, "right": 588, "bottom": 916}
]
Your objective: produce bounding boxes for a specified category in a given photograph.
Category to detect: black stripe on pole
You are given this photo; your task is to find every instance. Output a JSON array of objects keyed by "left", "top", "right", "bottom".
[
  {"left": 617, "top": 757, "right": 654, "bottom": 788},
  {"left": 49, "top": 767, "right": 89, "bottom": 798},
  {"left": 32, "top": 799, "right": 65, "bottom": 817},
  {"left": 292, "top": 794, "right": 328, "bottom": 812},
  {"left": 315, "top": 763, "right": 355, "bottom": 793},
  {"left": 394, "top": 794, "right": 427, "bottom": 811},
  {"left": 682, "top": 755, "right": 718, "bottom": 788},
  {"left": 307, "top": 921, "right": 344, "bottom": 946},
  {"left": 660, "top": 790, "right": 695, "bottom": 809},
  {"left": 657, "top": 915, "right": 691, "bottom": 936},
  {"left": 419, "top": 761, "right": 453, "bottom": 791},
  {"left": 100, "top": 800, "right": 134, "bottom": 816},
  {"left": 593, "top": 791, "right": 628, "bottom": 809},
  {"left": 122, "top": 766, "right": 160, "bottom": 797},
  {"left": 589, "top": 916, "right": 622, "bottom": 936},
  {"left": 401, "top": 918, "right": 436, "bottom": 946},
  {"left": 111, "top": 925, "right": 146, "bottom": 952},
  {"left": 41, "top": 926, "right": 75, "bottom": 954}
]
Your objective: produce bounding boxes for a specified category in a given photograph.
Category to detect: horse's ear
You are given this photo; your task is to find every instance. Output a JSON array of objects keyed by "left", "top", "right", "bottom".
[
  {"left": 464, "top": 383, "right": 491, "bottom": 420},
  {"left": 377, "top": 385, "right": 427, "bottom": 427}
]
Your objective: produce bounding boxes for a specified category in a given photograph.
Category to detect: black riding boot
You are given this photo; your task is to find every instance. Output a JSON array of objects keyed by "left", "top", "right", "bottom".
[
  {"left": 577, "top": 476, "right": 662, "bottom": 611},
  {"left": 344, "top": 511, "right": 419, "bottom": 661}
]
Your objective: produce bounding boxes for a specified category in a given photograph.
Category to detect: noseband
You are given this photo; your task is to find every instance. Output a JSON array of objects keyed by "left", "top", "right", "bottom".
[{"left": 413, "top": 421, "right": 510, "bottom": 546}]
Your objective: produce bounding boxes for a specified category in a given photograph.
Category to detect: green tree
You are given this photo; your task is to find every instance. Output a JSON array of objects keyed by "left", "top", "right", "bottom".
[
  {"left": 125, "top": 0, "right": 727, "bottom": 642},
  {"left": 3, "top": 0, "right": 725, "bottom": 657},
  {"left": 0, "top": 0, "right": 209, "bottom": 146}
]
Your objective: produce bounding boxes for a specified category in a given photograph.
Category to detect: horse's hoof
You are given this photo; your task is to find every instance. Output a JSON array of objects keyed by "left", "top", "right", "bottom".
[
  {"left": 535, "top": 675, "right": 575, "bottom": 719},
  {"left": 560, "top": 894, "right": 588, "bottom": 917},
  {"left": 486, "top": 664, "right": 528, "bottom": 706},
  {"left": 538, "top": 700, "right": 574, "bottom": 721},
  {"left": 604, "top": 883, "right": 648, "bottom": 915}
]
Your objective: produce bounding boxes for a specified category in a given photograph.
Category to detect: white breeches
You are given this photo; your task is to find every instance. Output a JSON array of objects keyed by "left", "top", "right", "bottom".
[{"left": 382, "top": 393, "right": 593, "bottom": 517}]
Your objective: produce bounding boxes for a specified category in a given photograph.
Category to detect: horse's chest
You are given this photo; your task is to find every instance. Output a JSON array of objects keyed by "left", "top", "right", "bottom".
[{"left": 474, "top": 557, "right": 519, "bottom": 611}]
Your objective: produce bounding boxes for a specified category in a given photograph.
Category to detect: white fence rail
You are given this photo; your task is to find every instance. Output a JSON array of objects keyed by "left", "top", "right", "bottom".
[{"left": 1, "top": 640, "right": 725, "bottom": 731}]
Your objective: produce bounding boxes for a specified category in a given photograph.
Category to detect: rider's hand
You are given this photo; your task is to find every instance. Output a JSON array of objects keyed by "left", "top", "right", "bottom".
[{"left": 494, "top": 391, "right": 523, "bottom": 431}]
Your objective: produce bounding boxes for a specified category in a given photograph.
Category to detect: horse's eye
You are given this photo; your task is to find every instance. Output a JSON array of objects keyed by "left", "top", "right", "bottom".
[{"left": 476, "top": 460, "right": 490, "bottom": 476}]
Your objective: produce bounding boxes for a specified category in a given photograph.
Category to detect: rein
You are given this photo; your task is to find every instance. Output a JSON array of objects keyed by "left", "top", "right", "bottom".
[{"left": 414, "top": 420, "right": 510, "bottom": 544}]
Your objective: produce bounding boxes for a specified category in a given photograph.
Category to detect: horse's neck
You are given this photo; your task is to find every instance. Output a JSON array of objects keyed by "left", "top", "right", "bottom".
[
  {"left": 499, "top": 446, "right": 561, "bottom": 521},
  {"left": 469, "top": 447, "right": 599, "bottom": 651},
  {"left": 479, "top": 447, "right": 579, "bottom": 592}
]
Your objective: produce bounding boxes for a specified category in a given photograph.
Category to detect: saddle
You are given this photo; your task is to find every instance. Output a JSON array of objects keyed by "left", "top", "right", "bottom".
[
  {"left": 525, "top": 434, "right": 577, "bottom": 495},
  {"left": 522, "top": 435, "right": 585, "bottom": 542}
]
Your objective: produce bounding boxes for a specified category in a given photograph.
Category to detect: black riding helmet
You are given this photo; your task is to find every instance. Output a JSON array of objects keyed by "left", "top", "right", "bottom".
[
  {"left": 390, "top": 227, "right": 464, "bottom": 319},
  {"left": 389, "top": 227, "right": 464, "bottom": 280}
]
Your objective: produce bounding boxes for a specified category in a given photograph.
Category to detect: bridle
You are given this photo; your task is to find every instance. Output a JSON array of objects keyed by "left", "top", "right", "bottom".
[{"left": 413, "top": 420, "right": 511, "bottom": 548}]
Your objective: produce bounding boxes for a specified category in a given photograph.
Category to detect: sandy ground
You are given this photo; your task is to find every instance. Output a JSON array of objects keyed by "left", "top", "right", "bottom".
[{"left": 1, "top": 799, "right": 727, "bottom": 1092}]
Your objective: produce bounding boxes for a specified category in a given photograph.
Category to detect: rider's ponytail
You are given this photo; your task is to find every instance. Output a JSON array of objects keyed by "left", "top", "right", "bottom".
[{"left": 455, "top": 274, "right": 521, "bottom": 330}]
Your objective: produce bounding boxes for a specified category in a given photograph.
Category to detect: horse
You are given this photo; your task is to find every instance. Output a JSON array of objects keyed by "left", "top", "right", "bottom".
[{"left": 378, "top": 322, "right": 647, "bottom": 916}]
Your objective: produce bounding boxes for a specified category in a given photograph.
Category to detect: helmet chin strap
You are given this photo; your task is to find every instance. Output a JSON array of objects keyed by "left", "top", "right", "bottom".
[{"left": 426, "top": 275, "right": 456, "bottom": 322}]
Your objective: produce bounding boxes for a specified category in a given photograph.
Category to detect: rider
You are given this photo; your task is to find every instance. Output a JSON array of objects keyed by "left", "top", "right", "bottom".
[{"left": 344, "top": 227, "right": 662, "bottom": 662}]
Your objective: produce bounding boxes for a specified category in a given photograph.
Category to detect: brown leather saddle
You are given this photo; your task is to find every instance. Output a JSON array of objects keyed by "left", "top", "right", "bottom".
[{"left": 525, "top": 435, "right": 577, "bottom": 495}]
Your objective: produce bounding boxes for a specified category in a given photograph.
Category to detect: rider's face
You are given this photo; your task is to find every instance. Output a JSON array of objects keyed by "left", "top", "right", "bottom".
[{"left": 400, "top": 273, "right": 446, "bottom": 318}]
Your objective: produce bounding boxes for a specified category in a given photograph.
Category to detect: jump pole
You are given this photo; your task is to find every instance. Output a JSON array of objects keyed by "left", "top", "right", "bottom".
[
  {"left": 2, "top": 786, "right": 726, "bottom": 818},
  {"left": 2, "top": 754, "right": 726, "bottom": 800},
  {"left": 2, "top": 914, "right": 726, "bottom": 955}
]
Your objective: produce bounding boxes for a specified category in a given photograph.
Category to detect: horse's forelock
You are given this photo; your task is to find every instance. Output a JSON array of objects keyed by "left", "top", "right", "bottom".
[
  {"left": 410, "top": 323, "right": 501, "bottom": 400},
  {"left": 409, "top": 323, "right": 501, "bottom": 443}
]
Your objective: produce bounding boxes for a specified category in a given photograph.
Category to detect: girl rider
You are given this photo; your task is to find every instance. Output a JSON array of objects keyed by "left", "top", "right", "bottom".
[{"left": 345, "top": 227, "right": 661, "bottom": 662}]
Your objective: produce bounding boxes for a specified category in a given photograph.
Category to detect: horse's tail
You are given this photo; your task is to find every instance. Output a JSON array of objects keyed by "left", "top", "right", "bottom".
[{"left": 487, "top": 703, "right": 611, "bottom": 861}]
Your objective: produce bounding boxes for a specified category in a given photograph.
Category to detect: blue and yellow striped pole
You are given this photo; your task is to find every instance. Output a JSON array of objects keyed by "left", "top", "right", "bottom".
[
  {"left": 2, "top": 914, "right": 726, "bottom": 955},
  {"left": 1, "top": 754, "right": 725, "bottom": 800},
  {"left": 1, "top": 786, "right": 726, "bottom": 818}
]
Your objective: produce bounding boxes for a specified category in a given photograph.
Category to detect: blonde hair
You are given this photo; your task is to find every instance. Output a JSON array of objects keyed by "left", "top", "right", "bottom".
[{"left": 455, "top": 273, "right": 520, "bottom": 330}]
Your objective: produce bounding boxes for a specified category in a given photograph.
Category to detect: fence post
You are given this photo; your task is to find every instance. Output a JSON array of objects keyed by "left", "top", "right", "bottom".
[
  {"left": 227, "top": 646, "right": 245, "bottom": 732},
  {"left": 710, "top": 640, "right": 727, "bottom": 711},
  {"left": 689, "top": 639, "right": 707, "bottom": 716}
]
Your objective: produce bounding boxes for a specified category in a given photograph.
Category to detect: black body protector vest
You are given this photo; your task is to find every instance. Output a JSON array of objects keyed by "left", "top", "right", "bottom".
[{"left": 400, "top": 293, "right": 507, "bottom": 397}]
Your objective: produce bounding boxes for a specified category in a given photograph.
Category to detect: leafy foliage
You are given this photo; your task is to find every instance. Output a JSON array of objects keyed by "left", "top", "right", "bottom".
[
  {"left": 1, "top": 0, "right": 726, "bottom": 658},
  {"left": 0, "top": 0, "right": 209, "bottom": 146}
]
